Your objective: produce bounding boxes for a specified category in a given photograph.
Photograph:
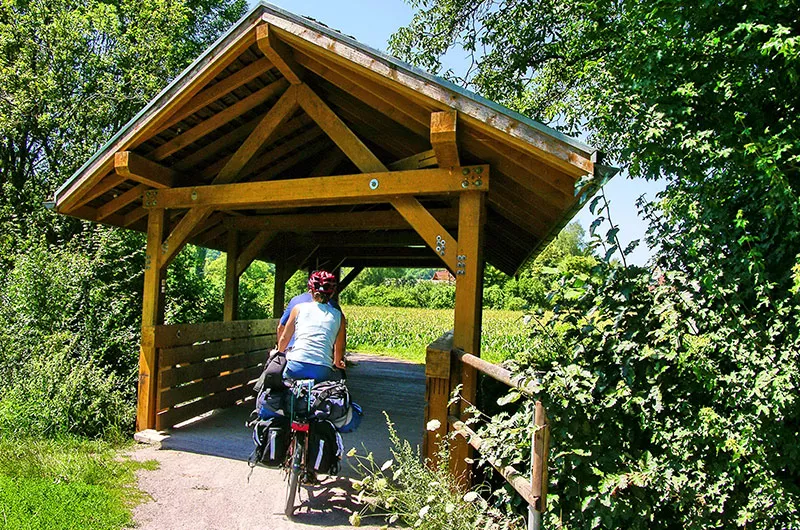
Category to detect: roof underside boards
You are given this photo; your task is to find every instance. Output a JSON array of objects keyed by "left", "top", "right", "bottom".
[{"left": 54, "top": 2, "right": 609, "bottom": 277}]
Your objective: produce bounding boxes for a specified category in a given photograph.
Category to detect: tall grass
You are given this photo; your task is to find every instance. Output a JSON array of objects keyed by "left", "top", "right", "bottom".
[{"left": 344, "top": 306, "right": 535, "bottom": 364}]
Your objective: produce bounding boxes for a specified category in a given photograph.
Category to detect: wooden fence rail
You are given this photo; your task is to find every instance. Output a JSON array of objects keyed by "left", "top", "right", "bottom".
[
  {"left": 154, "top": 319, "right": 277, "bottom": 430},
  {"left": 425, "top": 333, "right": 550, "bottom": 530}
]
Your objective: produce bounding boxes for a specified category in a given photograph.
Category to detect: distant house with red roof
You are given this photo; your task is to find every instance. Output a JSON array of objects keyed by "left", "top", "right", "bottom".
[{"left": 430, "top": 270, "right": 456, "bottom": 283}]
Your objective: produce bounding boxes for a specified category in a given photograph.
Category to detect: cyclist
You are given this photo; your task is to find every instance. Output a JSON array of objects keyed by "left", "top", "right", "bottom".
[{"left": 276, "top": 270, "right": 346, "bottom": 383}]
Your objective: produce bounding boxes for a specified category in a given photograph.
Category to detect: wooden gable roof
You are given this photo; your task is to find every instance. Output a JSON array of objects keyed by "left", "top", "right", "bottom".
[{"left": 53, "top": 2, "right": 615, "bottom": 276}]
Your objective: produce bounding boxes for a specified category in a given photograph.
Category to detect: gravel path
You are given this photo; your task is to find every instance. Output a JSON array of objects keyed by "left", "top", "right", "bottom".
[{"left": 126, "top": 353, "right": 425, "bottom": 529}]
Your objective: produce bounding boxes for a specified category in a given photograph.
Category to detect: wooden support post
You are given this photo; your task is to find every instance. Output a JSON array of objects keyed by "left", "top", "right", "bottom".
[
  {"left": 451, "top": 190, "right": 486, "bottom": 485},
  {"left": 530, "top": 400, "right": 550, "bottom": 529},
  {"left": 137, "top": 208, "right": 167, "bottom": 431},
  {"left": 224, "top": 230, "right": 239, "bottom": 322},
  {"left": 423, "top": 331, "right": 453, "bottom": 467}
]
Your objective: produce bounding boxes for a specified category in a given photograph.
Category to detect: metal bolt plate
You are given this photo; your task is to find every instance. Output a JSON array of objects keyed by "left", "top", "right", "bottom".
[{"left": 369, "top": 178, "right": 379, "bottom": 190}]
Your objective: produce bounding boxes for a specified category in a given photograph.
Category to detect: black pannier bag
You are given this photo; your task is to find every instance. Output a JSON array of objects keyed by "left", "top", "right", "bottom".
[
  {"left": 307, "top": 420, "right": 343, "bottom": 475},
  {"left": 308, "top": 381, "right": 351, "bottom": 423},
  {"left": 256, "top": 387, "right": 287, "bottom": 419},
  {"left": 253, "top": 348, "right": 287, "bottom": 394},
  {"left": 251, "top": 416, "right": 289, "bottom": 467}
]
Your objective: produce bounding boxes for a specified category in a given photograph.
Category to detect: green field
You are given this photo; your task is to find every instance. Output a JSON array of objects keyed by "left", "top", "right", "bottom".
[{"left": 343, "top": 305, "right": 536, "bottom": 364}]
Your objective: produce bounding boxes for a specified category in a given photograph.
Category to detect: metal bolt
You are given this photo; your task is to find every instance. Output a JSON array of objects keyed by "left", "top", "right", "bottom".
[
  {"left": 474, "top": 179, "right": 483, "bottom": 187},
  {"left": 439, "top": 250, "right": 446, "bottom": 256},
  {"left": 457, "top": 270, "right": 466, "bottom": 275},
  {"left": 461, "top": 180, "right": 469, "bottom": 188},
  {"left": 474, "top": 166, "right": 483, "bottom": 174},
  {"left": 161, "top": 242, "right": 169, "bottom": 253},
  {"left": 458, "top": 255, "right": 466, "bottom": 260},
  {"left": 369, "top": 178, "right": 379, "bottom": 190},
  {"left": 436, "top": 245, "right": 442, "bottom": 253},
  {"left": 462, "top": 168, "right": 470, "bottom": 176},
  {"left": 436, "top": 235, "right": 442, "bottom": 242},
  {"left": 176, "top": 330, "right": 181, "bottom": 339},
  {"left": 191, "top": 189, "right": 198, "bottom": 201}
]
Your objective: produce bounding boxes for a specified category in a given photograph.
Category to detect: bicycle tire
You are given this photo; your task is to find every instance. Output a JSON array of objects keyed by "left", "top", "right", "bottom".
[{"left": 284, "top": 436, "right": 302, "bottom": 517}]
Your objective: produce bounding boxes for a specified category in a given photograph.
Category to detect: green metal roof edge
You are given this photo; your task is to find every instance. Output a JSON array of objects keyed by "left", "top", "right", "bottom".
[
  {"left": 257, "top": 1, "right": 595, "bottom": 155},
  {"left": 55, "top": 1, "right": 598, "bottom": 204}
]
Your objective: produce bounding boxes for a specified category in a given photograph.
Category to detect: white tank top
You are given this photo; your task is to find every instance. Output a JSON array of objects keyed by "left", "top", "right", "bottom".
[{"left": 286, "top": 301, "right": 342, "bottom": 367}]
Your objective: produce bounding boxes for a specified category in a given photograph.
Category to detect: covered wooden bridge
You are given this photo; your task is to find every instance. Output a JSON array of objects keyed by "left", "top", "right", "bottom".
[{"left": 53, "top": 2, "right": 611, "bottom": 468}]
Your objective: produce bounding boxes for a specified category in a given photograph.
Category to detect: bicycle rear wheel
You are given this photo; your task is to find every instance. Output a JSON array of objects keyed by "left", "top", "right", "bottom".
[{"left": 284, "top": 436, "right": 303, "bottom": 517}]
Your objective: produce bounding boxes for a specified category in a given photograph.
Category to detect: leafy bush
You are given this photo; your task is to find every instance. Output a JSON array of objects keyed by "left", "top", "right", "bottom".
[
  {"left": 478, "top": 261, "right": 800, "bottom": 529},
  {"left": 349, "top": 415, "right": 520, "bottom": 529}
]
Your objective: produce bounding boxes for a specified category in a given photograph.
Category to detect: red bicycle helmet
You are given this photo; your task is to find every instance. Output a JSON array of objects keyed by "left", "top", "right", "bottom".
[{"left": 308, "top": 270, "right": 337, "bottom": 296}]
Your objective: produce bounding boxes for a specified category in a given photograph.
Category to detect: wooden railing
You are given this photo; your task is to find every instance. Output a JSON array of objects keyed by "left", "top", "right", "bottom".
[
  {"left": 425, "top": 332, "right": 550, "bottom": 529},
  {"left": 154, "top": 319, "right": 277, "bottom": 430}
]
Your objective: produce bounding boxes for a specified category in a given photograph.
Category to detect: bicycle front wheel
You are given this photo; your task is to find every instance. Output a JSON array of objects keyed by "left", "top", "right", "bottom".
[{"left": 284, "top": 438, "right": 302, "bottom": 517}]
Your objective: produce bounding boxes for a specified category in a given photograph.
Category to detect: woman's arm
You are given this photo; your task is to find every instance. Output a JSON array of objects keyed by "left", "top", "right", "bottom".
[
  {"left": 332, "top": 316, "right": 346, "bottom": 369},
  {"left": 277, "top": 306, "right": 299, "bottom": 352}
]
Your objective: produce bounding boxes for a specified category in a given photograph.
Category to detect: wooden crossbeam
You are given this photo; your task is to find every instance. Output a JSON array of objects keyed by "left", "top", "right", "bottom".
[
  {"left": 158, "top": 57, "right": 272, "bottom": 133},
  {"left": 431, "top": 111, "right": 460, "bottom": 168},
  {"left": 223, "top": 208, "right": 458, "bottom": 232},
  {"left": 236, "top": 230, "right": 276, "bottom": 276},
  {"left": 256, "top": 25, "right": 303, "bottom": 85},
  {"left": 97, "top": 184, "right": 148, "bottom": 221},
  {"left": 149, "top": 78, "right": 290, "bottom": 161},
  {"left": 295, "top": 83, "right": 387, "bottom": 173},
  {"left": 339, "top": 266, "right": 363, "bottom": 293},
  {"left": 114, "top": 151, "right": 179, "bottom": 188},
  {"left": 142, "top": 167, "right": 488, "bottom": 210}
]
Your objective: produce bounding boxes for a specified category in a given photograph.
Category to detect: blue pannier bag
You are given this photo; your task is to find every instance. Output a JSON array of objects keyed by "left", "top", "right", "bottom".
[{"left": 333, "top": 402, "right": 363, "bottom": 433}]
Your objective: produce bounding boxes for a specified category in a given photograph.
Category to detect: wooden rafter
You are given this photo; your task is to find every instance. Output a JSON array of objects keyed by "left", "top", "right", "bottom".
[
  {"left": 430, "top": 111, "right": 460, "bottom": 168},
  {"left": 158, "top": 57, "right": 273, "bottom": 134},
  {"left": 149, "top": 78, "right": 290, "bottom": 161},
  {"left": 308, "top": 150, "right": 346, "bottom": 177},
  {"left": 223, "top": 208, "right": 458, "bottom": 232},
  {"left": 194, "top": 114, "right": 312, "bottom": 177},
  {"left": 256, "top": 24, "right": 303, "bottom": 85},
  {"left": 143, "top": 167, "right": 488, "bottom": 210},
  {"left": 72, "top": 174, "right": 126, "bottom": 210},
  {"left": 295, "top": 83, "right": 387, "bottom": 173},
  {"left": 97, "top": 184, "right": 148, "bottom": 221},
  {"left": 236, "top": 230, "right": 276, "bottom": 276},
  {"left": 389, "top": 150, "right": 438, "bottom": 171},
  {"left": 215, "top": 84, "right": 299, "bottom": 184},
  {"left": 248, "top": 139, "right": 330, "bottom": 182}
]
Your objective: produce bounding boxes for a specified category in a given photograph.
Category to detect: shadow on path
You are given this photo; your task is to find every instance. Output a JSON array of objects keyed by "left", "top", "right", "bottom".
[{"left": 156, "top": 352, "right": 426, "bottom": 476}]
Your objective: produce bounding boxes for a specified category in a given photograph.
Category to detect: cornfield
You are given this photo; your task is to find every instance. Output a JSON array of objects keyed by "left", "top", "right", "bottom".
[{"left": 343, "top": 305, "right": 537, "bottom": 364}]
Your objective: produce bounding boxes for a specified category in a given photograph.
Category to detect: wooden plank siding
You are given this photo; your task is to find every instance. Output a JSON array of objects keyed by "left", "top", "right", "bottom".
[{"left": 152, "top": 319, "right": 277, "bottom": 430}]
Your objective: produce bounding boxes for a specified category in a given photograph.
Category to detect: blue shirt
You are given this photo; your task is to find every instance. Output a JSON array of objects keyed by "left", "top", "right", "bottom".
[{"left": 280, "top": 293, "right": 341, "bottom": 349}]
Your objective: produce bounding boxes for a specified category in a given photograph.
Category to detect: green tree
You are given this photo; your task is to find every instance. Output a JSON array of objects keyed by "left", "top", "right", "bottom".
[
  {"left": 391, "top": 1, "right": 800, "bottom": 527},
  {"left": 0, "top": 0, "right": 247, "bottom": 438}
]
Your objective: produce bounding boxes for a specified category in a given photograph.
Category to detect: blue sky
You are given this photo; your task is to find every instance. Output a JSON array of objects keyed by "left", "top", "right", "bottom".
[{"left": 252, "top": 0, "right": 664, "bottom": 266}]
